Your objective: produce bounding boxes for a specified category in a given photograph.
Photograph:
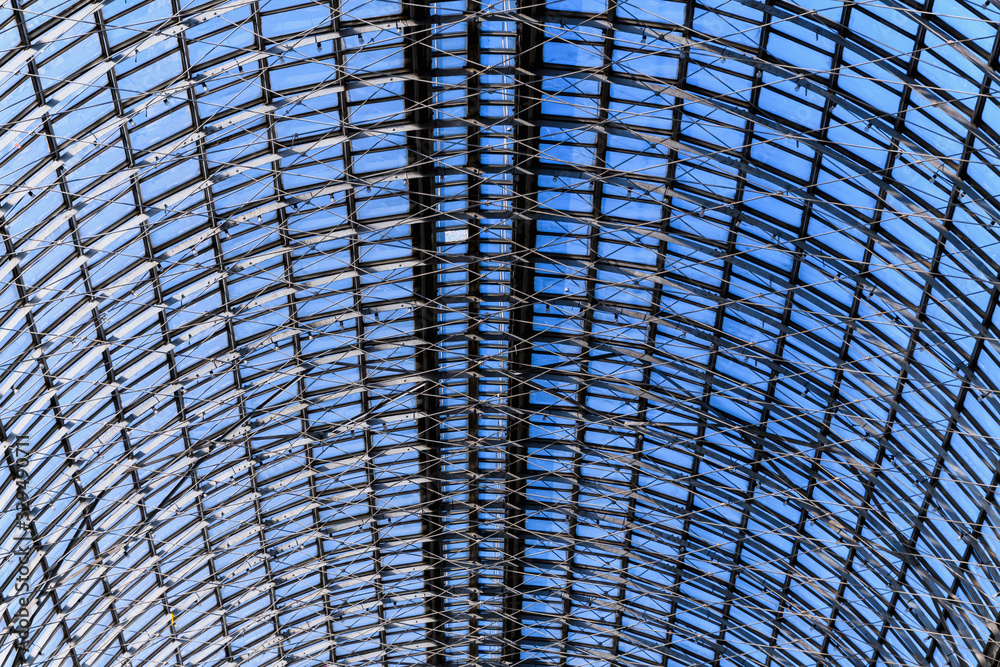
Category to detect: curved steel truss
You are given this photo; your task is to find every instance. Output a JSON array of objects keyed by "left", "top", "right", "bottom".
[{"left": 1, "top": 0, "right": 1000, "bottom": 666}]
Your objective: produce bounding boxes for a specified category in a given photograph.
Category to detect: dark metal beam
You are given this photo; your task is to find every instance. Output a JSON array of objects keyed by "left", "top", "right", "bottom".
[
  {"left": 502, "top": 4, "right": 546, "bottom": 664},
  {"left": 405, "top": 3, "right": 448, "bottom": 665}
]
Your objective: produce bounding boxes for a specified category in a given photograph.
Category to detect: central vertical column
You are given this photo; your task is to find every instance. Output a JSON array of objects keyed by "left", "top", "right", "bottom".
[
  {"left": 405, "top": 2, "right": 446, "bottom": 665},
  {"left": 502, "top": 2, "right": 544, "bottom": 665}
]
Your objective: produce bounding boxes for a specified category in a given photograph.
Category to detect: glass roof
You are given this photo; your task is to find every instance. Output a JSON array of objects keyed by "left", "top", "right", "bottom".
[{"left": 2, "top": 0, "right": 1000, "bottom": 666}]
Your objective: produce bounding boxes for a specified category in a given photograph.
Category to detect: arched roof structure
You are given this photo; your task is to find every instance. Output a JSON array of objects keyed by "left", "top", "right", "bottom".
[{"left": 2, "top": 0, "right": 1000, "bottom": 666}]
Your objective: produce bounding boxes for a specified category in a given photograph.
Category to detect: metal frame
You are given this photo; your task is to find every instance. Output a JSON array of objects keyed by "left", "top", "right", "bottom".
[{"left": 1, "top": 0, "right": 1000, "bottom": 666}]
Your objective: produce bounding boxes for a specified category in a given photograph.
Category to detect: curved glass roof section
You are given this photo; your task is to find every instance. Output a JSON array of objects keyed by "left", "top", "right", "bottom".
[{"left": 2, "top": 0, "right": 1000, "bottom": 666}]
